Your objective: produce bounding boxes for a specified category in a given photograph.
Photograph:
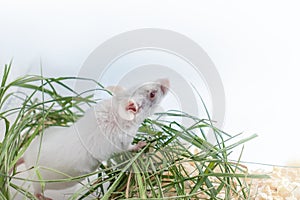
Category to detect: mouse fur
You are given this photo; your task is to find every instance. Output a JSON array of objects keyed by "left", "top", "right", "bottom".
[{"left": 21, "top": 79, "right": 169, "bottom": 199}]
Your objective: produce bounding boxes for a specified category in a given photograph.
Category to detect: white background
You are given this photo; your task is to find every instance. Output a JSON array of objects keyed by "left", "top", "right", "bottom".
[{"left": 1, "top": 0, "right": 300, "bottom": 168}]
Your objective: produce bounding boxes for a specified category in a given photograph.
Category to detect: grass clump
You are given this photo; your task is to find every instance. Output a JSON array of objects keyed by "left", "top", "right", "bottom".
[
  {"left": 0, "top": 63, "right": 99, "bottom": 199},
  {"left": 0, "top": 63, "right": 267, "bottom": 199}
]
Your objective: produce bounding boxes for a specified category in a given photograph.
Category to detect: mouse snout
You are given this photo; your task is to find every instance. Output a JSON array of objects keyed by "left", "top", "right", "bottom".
[{"left": 157, "top": 78, "right": 170, "bottom": 95}]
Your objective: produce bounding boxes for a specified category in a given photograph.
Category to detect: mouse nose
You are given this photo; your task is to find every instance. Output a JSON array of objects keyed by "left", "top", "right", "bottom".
[{"left": 157, "top": 78, "right": 170, "bottom": 94}]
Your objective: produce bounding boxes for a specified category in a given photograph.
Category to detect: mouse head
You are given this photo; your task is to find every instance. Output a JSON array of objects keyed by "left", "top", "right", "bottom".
[{"left": 117, "top": 79, "right": 170, "bottom": 121}]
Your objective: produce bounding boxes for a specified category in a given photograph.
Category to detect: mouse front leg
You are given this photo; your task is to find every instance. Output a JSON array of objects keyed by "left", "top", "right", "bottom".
[{"left": 128, "top": 141, "right": 147, "bottom": 152}]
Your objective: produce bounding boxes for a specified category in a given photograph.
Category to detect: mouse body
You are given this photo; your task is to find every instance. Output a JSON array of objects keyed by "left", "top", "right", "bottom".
[{"left": 22, "top": 79, "right": 170, "bottom": 200}]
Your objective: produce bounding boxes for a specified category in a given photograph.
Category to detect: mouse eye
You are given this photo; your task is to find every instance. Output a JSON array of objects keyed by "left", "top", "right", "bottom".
[{"left": 149, "top": 90, "right": 157, "bottom": 100}]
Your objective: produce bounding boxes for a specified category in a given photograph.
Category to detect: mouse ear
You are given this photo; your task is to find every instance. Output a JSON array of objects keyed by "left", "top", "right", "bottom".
[
  {"left": 118, "top": 99, "right": 138, "bottom": 121},
  {"left": 105, "top": 85, "right": 126, "bottom": 96}
]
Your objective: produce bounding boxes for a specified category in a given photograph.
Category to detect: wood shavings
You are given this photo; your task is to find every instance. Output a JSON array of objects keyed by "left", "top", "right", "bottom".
[
  {"left": 248, "top": 163, "right": 300, "bottom": 200},
  {"left": 179, "top": 159, "right": 300, "bottom": 199}
]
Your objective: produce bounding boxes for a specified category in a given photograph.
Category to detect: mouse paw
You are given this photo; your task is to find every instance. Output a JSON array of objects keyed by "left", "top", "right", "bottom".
[
  {"left": 35, "top": 193, "right": 53, "bottom": 200},
  {"left": 129, "top": 141, "right": 147, "bottom": 152},
  {"left": 136, "top": 141, "right": 147, "bottom": 149}
]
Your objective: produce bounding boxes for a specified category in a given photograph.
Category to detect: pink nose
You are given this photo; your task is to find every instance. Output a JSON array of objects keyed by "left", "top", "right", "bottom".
[{"left": 158, "top": 78, "right": 170, "bottom": 94}]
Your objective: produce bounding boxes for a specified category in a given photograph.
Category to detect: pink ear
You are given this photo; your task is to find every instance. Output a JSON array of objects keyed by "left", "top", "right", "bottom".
[
  {"left": 105, "top": 85, "right": 126, "bottom": 96},
  {"left": 157, "top": 78, "right": 170, "bottom": 94},
  {"left": 126, "top": 100, "right": 138, "bottom": 113}
]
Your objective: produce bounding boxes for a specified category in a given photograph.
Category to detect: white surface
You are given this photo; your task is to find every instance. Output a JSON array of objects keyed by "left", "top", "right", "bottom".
[{"left": 1, "top": 0, "right": 300, "bottom": 194}]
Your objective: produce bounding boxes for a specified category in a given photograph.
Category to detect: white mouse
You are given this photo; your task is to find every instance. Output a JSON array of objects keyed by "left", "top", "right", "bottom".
[{"left": 19, "top": 78, "right": 170, "bottom": 200}]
